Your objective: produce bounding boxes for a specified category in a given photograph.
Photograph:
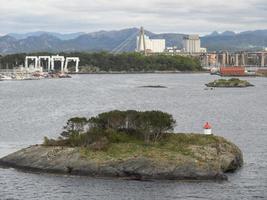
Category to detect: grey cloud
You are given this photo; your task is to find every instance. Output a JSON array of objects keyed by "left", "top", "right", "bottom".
[{"left": 0, "top": 0, "right": 266, "bottom": 34}]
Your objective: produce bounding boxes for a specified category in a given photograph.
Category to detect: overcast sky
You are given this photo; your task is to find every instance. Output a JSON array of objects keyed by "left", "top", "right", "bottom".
[{"left": 0, "top": 0, "right": 266, "bottom": 35}]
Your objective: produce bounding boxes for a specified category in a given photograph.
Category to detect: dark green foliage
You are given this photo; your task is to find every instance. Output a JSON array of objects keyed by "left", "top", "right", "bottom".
[
  {"left": 135, "top": 111, "right": 176, "bottom": 143},
  {"left": 0, "top": 52, "right": 202, "bottom": 72},
  {"left": 43, "top": 136, "right": 69, "bottom": 146},
  {"left": 43, "top": 110, "right": 176, "bottom": 149},
  {"left": 205, "top": 78, "right": 254, "bottom": 87},
  {"left": 88, "top": 110, "right": 175, "bottom": 143},
  {"left": 61, "top": 117, "right": 88, "bottom": 138}
]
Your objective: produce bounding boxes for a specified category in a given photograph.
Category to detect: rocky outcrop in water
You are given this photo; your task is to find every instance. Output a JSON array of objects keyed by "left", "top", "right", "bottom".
[
  {"left": 0, "top": 137, "right": 243, "bottom": 181},
  {"left": 206, "top": 78, "right": 254, "bottom": 88}
]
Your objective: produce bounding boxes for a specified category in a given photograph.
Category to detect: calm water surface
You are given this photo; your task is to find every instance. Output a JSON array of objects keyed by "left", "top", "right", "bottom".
[{"left": 0, "top": 74, "right": 266, "bottom": 200}]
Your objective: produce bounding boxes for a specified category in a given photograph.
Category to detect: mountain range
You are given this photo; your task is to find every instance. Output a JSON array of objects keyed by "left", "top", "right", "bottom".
[{"left": 0, "top": 28, "right": 267, "bottom": 54}]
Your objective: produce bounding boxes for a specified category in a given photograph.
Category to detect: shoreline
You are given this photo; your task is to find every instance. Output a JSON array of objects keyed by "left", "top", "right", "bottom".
[
  {"left": 69, "top": 71, "right": 209, "bottom": 75},
  {"left": 0, "top": 133, "right": 243, "bottom": 181}
]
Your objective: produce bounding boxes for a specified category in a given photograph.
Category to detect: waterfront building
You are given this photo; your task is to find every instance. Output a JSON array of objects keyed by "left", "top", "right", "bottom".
[
  {"left": 165, "top": 46, "right": 181, "bottom": 53},
  {"left": 183, "top": 35, "right": 201, "bottom": 53},
  {"left": 136, "top": 35, "right": 166, "bottom": 53},
  {"left": 200, "top": 48, "right": 207, "bottom": 53}
]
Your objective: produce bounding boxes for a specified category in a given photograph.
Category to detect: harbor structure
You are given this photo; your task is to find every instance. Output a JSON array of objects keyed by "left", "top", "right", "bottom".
[
  {"left": 38, "top": 56, "right": 51, "bottom": 71},
  {"left": 202, "top": 51, "right": 267, "bottom": 68},
  {"left": 24, "top": 55, "right": 80, "bottom": 73},
  {"left": 65, "top": 57, "right": 80, "bottom": 73}
]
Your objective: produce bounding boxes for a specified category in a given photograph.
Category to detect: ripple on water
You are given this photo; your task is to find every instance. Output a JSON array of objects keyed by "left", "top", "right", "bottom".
[{"left": 0, "top": 74, "right": 266, "bottom": 200}]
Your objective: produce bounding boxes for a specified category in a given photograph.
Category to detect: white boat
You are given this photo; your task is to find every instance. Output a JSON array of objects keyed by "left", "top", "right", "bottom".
[{"left": 0, "top": 74, "right": 13, "bottom": 80}]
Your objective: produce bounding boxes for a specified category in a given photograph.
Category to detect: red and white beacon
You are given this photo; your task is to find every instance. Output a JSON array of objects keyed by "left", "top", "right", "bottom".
[{"left": 203, "top": 122, "right": 212, "bottom": 135}]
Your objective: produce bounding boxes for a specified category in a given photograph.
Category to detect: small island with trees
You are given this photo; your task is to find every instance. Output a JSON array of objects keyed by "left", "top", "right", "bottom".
[
  {"left": 206, "top": 78, "right": 254, "bottom": 88},
  {"left": 0, "top": 110, "right": 243, "bottom": 181}
]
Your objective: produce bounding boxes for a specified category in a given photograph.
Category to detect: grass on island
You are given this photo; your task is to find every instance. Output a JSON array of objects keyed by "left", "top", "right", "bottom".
[
  {"left": 43, "top": 110, "right": 231, "bottom": 163},
  {"left": 78, "top": 133, "right": 226, "bottom": 163}
]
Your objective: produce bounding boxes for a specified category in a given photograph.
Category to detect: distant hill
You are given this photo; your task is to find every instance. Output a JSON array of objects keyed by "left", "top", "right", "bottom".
[
  {"left": 8, "top": 31, "right": 85, "bottom": 40},
  {"left": 201, "top": 30, "right": 267, "bottom": 51},
  {"left": 0, "top": 28, "right": 266, "bottom": 54}
]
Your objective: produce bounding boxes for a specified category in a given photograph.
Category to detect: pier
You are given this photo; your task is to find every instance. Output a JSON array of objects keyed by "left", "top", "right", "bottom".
[
  {"left": 24, "top": 55, "right": 80, "bottom": 73},
  {"left": 201, "top": 51, "right": 267, "bottom": 68},
  {"left": 0, "top": 55, "right": 79, "bottom": 80}
]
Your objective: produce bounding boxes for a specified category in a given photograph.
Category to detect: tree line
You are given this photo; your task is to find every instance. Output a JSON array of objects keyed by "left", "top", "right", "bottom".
[
  {"left": 44, "top": 110, "right": 176, "bottom": 150},
  {"left": 0, "top": 52, "right": 202, "bottom": 72}
]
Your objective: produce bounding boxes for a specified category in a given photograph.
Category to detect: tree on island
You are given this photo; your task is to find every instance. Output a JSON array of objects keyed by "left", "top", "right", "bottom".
[
  {"left": 61, "top": 117, "right": 88, "bottom": 138},
  {"left": 44, "top": 110, "right": 176, "bottom": 148}
]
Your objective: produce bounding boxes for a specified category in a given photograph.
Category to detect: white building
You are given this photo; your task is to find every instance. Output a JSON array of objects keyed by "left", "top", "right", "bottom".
[
  {"left": 183, "top": 35, "right": 201, "bottom": 53},
  {"left": 200, "top": 47, "right": 207, "bottom": 53},
  {"left": 165, "top": 46, "right": 181, "bottom": 53},
  {"left": 136, "top": 35, "right": 165, "bottom": 53}
]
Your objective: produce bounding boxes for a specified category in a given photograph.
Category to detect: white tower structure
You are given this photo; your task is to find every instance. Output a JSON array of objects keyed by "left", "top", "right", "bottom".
[
  {"left": 64, "top": 57, "right": 80, "bottom": 73},
  {"left": 137, "top": 27, "right": 147, "bottom": 55},
  {"left": 24, "top": 55, "right": 81, "bottom": 73},
  {"left": 38, "top": 56, "right": 51, "bottom": 71},
  {"left": 25, "top": 56, "right": 38, "bottom": 69},
  {"left": 261, "top": 52, "right": 265, "bottom": 67},
  {"left": 51, "top": 55, "right": 65, "bottom": 72},
  {"left": 183, "top": 35, "right": 201, "bottom": 53}
]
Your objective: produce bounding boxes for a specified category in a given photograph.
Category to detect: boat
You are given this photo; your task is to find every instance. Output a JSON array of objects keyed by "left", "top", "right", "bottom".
[
  {"left": 0, "top": 74, "right": 13, "bottom": 80},
  {"left": 58, "top": 73, "right": 71, "bottom": 78}
]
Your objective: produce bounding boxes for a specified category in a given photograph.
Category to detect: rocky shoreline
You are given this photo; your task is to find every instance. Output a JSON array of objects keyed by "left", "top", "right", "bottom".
[
  {"left": 0, "top": 138, "right": 243, "bottom": 181},
  {"left": 205, "top": 78, "right": 254, "bottom": 88}
]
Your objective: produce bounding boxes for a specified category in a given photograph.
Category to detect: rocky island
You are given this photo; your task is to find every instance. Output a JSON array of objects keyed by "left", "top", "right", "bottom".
[
  {"left": 140, "top": 85, "right": 167, "bottom": 88},
  {"left": 0, "top": 110, "right": 243, "bottom": 181},
  {"left": 206, "top": 78, "right": 254, "bottom": 88}
]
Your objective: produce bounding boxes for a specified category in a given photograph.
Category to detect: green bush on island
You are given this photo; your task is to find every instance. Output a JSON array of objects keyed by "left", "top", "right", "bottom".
[
  {"left": 44, "top": 110, "right": 176, "bottom": 150},
  {"left": 205, "top": 78, "right": 254, "bottom": 87},
  {"left": 1, "top": 110, "right": 243, "bottom": 180},
  {"left": 0, "top": 52, "right": 202, "bottom": 72},
  {"left": 43, "top": 110, "right": 235, "bottom": 159}
]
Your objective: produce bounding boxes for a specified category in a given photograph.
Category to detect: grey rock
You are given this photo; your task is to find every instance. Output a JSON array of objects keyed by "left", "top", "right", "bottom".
[{"left": 0, "top": 142, "right": 243, "bottom": 181}]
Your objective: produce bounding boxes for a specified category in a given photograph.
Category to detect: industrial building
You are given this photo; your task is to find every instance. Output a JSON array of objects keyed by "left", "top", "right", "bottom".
[
  {"left": 202, "top": 51, "right": 267, "bottom": 68},
  {"left": 136, "top": 35, "right": 165, "bottom": 53},
  {"left": 182, "top": 35, "right": 201, "bottom": 53},
  {"left": 136, "top": 27, "right": 166, "bottom": 53}
]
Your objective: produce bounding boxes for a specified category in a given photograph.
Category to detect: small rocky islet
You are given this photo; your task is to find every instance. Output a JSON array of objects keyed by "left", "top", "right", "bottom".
[
  {"left": 140, "top": 85, "right": 167, "bottom": 88},
  {"left": 0, "top": 110, "right": 243, "bottom": 181},
  {"left": 206, "top": 78, "right": 254, "bottom": 88}
]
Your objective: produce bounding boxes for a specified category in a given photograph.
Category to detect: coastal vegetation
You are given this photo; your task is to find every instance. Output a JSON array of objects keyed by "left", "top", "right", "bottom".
[
  {"left": 0, "top": 110, "right": 243, "bottom": 180},
  {"left": 42, "top": 110, "right": 238, "bottom": 162},
  {"left": 43, "top": 110, "right": 176, "bottom": 148},
  {"left": 0, "top": 52, "right": 202, "bottom": 72},
  {"left": 206, "top": 78, "right": 254, "bottom": 88}
]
